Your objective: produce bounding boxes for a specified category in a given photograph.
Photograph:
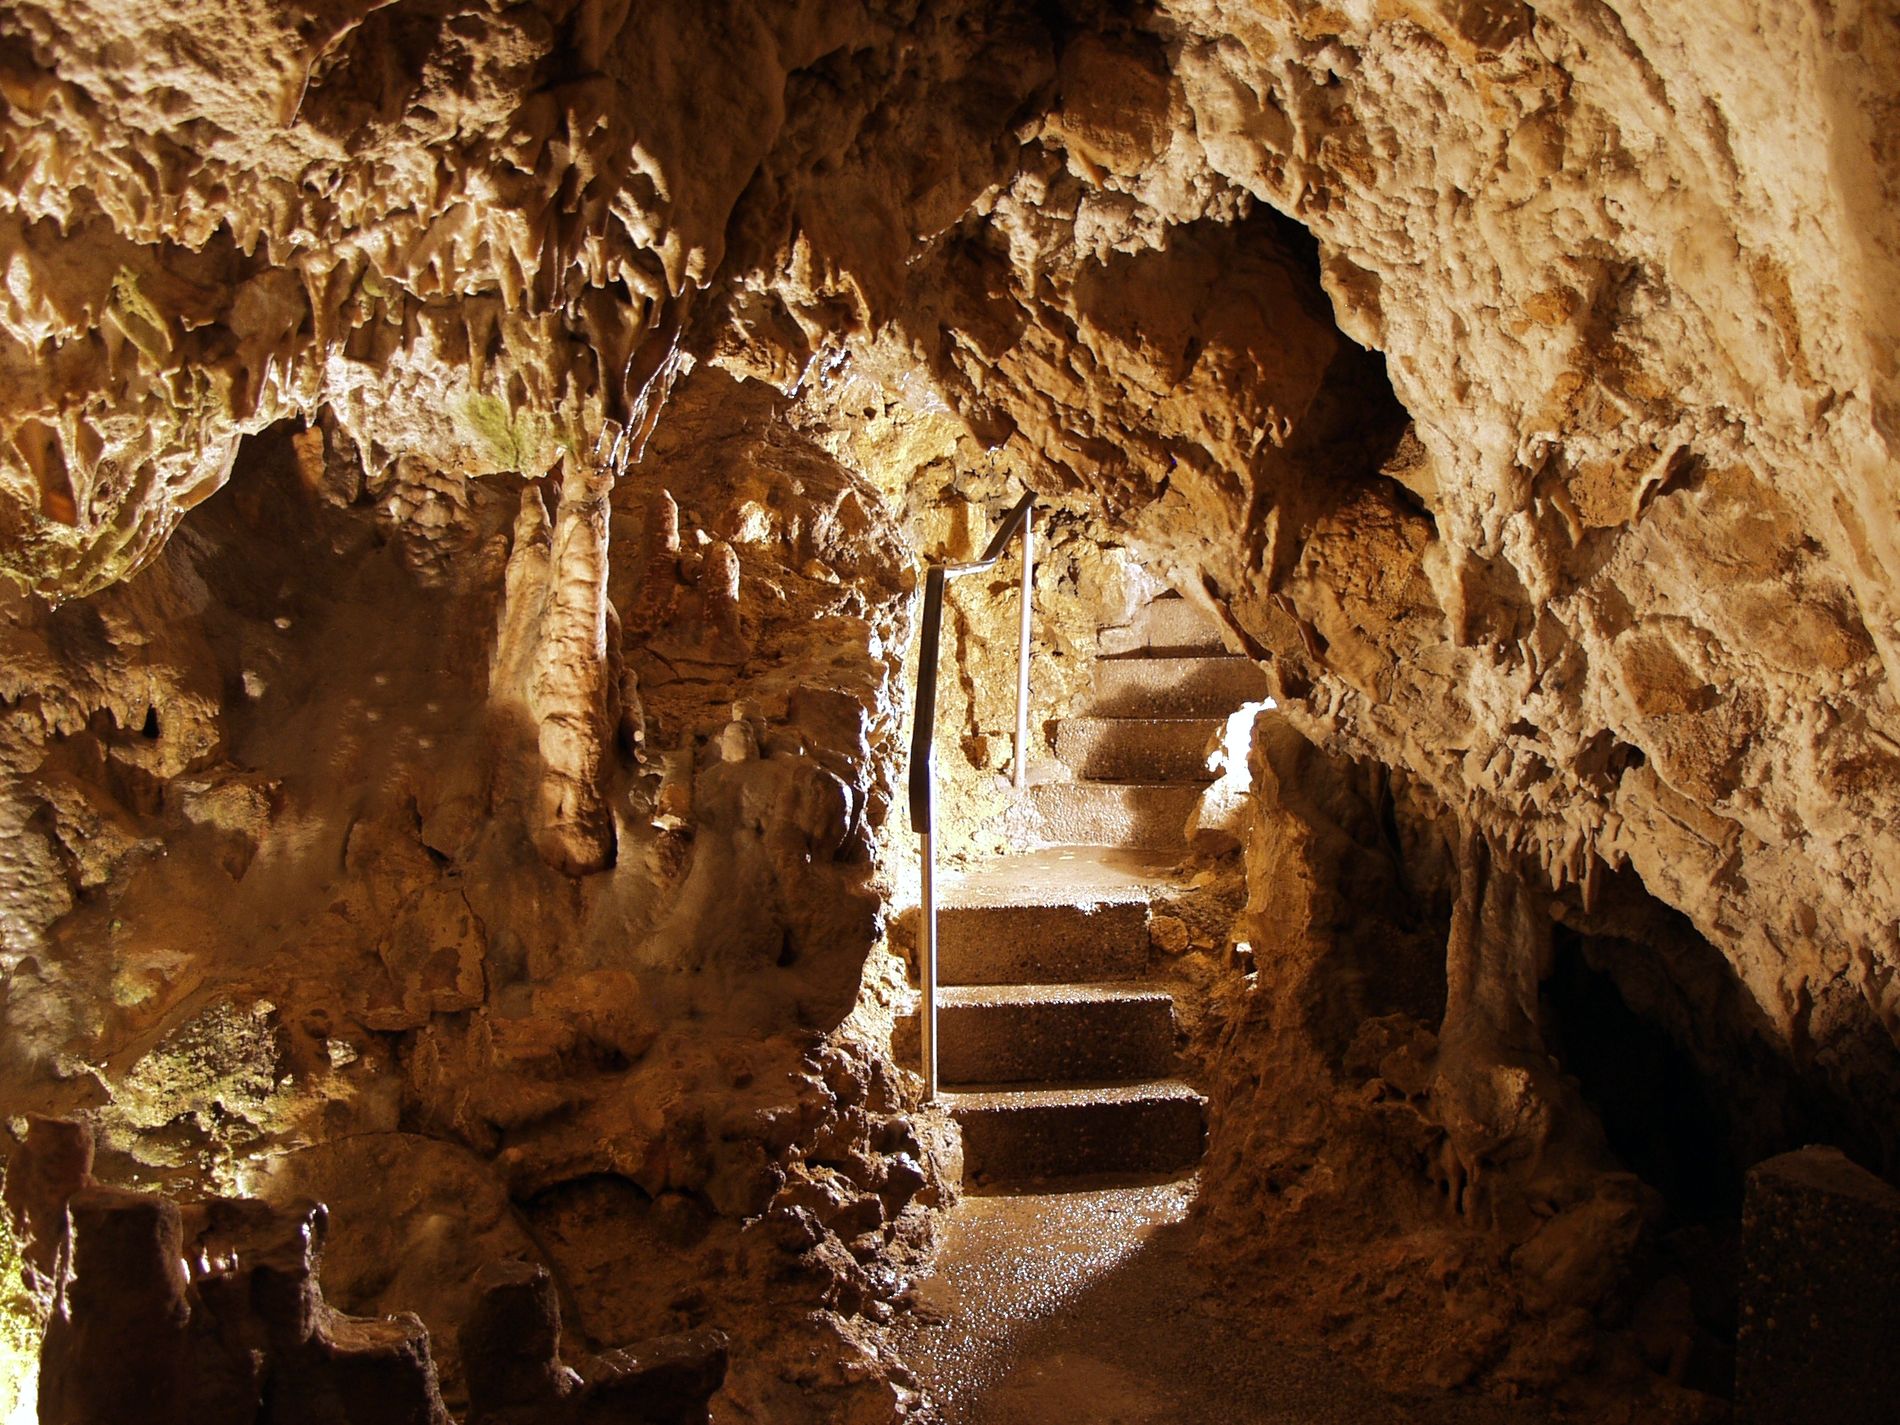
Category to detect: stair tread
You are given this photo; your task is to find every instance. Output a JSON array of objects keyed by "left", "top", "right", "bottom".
[
  {"left": 1086, "top": 655, "right": 1270, "bottom": 719},
  {"left": 944, "top": 1078, "right": 1205, "bottom": 1110},
  {"left": 939, "top": 846, "right": 1179, "bottom": 910},
  {"left": 1030, "top": 779, "right": 1210, "bottom": 791},
  {"left": 1096, "top": 593, "right": 1228, "bottom": 659},
  {"left": 1054, "top": 716, "right": 1224, "bottom": 786},
  {"left": 1079, "top": 775, "right": 1216, "bottom": 787},
  {"left": 927, "top": 594, "right": 1230, "bottom": 1187},
  {"left": 1018, "top": 782, "right": 1203, "bottom": 850},
  {"left": 1016, "top": 784, "right": 1202, "bottom": 851},
  {"left": 1060, "top": 715, "right": 1227, "bottom": 726},
  {"left": 938, "top": 981, "right": 1175, "bottom": 1008},
  {"left": 1089, "top": 656, "right": 1266, "bottom": 678},
  {"left": 1093, "top": 651, "right": 1251, "bottom": 664}
]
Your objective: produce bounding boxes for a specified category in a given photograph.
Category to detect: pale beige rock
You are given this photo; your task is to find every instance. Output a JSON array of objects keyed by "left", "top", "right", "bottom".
[
  {"left": 1150, "top": 915, "right": 1191, "bottom": 955},
  {"left": 368, "top": 885, "right": 488, "bottom": 1029}
]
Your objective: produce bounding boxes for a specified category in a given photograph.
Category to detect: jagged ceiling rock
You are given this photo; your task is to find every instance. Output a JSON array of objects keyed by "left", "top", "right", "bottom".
[{"left": 0, "top": 0, "right": 1052, "bottom": 595}]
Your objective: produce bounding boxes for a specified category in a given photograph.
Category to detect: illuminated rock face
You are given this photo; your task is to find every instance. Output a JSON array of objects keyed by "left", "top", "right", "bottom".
[
  {"left": 0, "top": 381, "right": 938, "bottom": 1420},
  {"left": 2, "top": 0, "right": 1899, "bottom": 1416}
]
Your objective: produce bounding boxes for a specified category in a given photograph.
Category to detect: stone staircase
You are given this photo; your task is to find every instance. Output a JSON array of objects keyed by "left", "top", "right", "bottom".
[
  {"left": 931, "top": 594, "right": 1268, "bottom": 1187},
  {"left": 1014, "top": 593, "right": 1269, "bottom": 850}
]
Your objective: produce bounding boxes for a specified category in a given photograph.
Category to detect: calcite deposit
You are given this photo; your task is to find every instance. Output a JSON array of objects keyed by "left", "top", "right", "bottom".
[{"left": 2, "top": 0, "right": 1898, "bottom": 1419}]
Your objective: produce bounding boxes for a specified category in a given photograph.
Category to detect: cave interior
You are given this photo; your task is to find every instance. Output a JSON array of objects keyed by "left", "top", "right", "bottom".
[{"left": 1, "top": 1, "right": 1899, "bottom": 1422}]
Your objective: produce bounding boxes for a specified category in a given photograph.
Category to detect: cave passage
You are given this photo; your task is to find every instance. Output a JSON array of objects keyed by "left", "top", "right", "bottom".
[{"left": 1543, "top": 932, "right": 1742, "bottom": 1225}]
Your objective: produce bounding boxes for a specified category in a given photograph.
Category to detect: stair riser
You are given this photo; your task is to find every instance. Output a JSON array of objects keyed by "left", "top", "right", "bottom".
[
  {"left": 1097, "top": 599, "right": 1227, "bottom": 656},
  {"left": 1021, "top": 783, "right": 1202, "bottom": 850},
  {"left": 1087, "top": 657, "right": 1269, "bottom": 717},
  {"left": 953, "top": 1096, "right": 1207, "bottom": 1182},
  {"left": 936, "top": 997, "right": 1176, "bottom": 1084},
  {"left": 1055, "top": 718, "right": 1221, "bottom": 783},
  {"left": 937, "top": 902, "right": 1150, "bottom": 985}
]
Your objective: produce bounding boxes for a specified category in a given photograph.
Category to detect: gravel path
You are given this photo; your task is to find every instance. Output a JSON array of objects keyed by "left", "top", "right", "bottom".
[{"left": 896, "top": 1176, "right": 1559, "bottom": 1425}]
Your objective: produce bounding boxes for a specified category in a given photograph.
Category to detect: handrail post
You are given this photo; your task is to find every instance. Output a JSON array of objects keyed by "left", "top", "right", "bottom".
[
  {"left": 911, "top": 563, "right": 948, "bottom": 1104},
  {"left": 920, "top": 824, "right": 938, "bottom": 1101},
  {"left": 907, "top": 495, "right": 1034, "bottom": 1105},
  {"left": 1013, "top": 503, "right": 1034, "bottom": 791}
]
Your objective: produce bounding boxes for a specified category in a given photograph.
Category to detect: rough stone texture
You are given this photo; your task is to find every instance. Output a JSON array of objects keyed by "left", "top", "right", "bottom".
[
  {"left": 0, "top": 1117, "right": 92, "bottom": 1293},
  {"left": 0, "top": 374, "right": 942, "bottom": 1420},
  {"left": 13, "top": 1119, "right": 732, "bottom": 1425},
  {"left": 39, "top": 1179, "right": 453, "bottom": 1425},
  {"left": 460, "top": 1262, "right": 572, "bottom": 1420},
  {"left": 1735, "top": 1146, "right": 1900, "bottom": 1425},
  {"left": 1, "top": 0, "right": 1898, "bottom": 1418},
  {"left": 254, "top": 1133, "right": 546, "bottom": 1405},
  {"left": 459, "top": 1259, "right": 730, "bottom": 1425},
  {"left": 1191, "top": 711, "right": 1731, "bottom": 1411}
]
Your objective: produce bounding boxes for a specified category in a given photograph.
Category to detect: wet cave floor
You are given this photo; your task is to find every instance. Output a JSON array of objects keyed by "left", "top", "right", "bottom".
[{"left": 895, "top": 1177, "right": 1561, "bottom": 1425}]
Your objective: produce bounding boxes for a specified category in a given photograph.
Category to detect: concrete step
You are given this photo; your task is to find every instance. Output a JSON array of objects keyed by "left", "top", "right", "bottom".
[
  {"left": 1086, "top": 655, "right": 1269, "bottom": 717},
  {"left": 935, "top": 982, "right": 1177, "bottom": 1084},
  {"left": 937, "top": 898, "right": 1150, "bottom": 985},
  {"left": 1021, "top": 781, "right": 1203, "bottom": 849},
  {"left": 1055, "top": 716, "right": 1222, "bottom": 783},
  {"left": 1097, "top": 596, "right": 1228, "bottom": 656},
  {"left": 925, "top": 849, "right": 1170, "bottom": 986},
  {"left": 948, "top": 1079, "right": 1207, "bottom": 1183}
]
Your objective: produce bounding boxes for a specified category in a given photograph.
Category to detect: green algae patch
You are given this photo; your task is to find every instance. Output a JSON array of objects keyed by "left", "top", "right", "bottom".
[
  {"left": 98, "top": 998, "right": 297, "bottom": 1174},
  {"left": 0, "top": 1190, "right": 46, "bottom": 1425},
  {"left": 452, "top": 390, "right": 583, "bottom": 474}
]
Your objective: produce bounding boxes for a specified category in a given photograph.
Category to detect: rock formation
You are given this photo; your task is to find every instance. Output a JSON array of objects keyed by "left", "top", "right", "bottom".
[
  {"left": 2, "top": 0, "right": 1898, "bottom": 1418},
  {"left": 4, "top": 1116, "right": 730, "bottom": 1425}
]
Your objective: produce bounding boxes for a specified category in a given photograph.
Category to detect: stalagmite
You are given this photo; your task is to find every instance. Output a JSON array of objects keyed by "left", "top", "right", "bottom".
[
  {"left": 527, "top": 460, "right": 618, "bottom": 876},
  {"left": 489, "top": 463, "right": 619, "bottom": 876},
  {"left": 1430, "top": 827, "right": 1602, "bottom": 1228}
]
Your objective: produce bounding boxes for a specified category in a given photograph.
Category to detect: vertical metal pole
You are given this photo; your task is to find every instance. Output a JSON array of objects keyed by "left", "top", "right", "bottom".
[
  {"left": 911, "top": 565, "right": 946, "bottom": 1103},
  {"left": 1012, "top": 503, "right": 1034, "bottom": 792},
  {"left": 920, "top": 825, "right": 938, "bottom": 1102}
]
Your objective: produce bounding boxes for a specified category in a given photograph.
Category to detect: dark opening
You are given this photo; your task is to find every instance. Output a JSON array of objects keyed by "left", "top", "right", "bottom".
[{"left": 1541, "top": 931, "right": 1742, "bottom": 1223}]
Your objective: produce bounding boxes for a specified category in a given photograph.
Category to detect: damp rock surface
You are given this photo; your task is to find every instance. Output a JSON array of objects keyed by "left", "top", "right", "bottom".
[
  {"left": 1736, "top": 1146, "right": 1900, "bottom": 1425},
  {"left": 896, "top": 1176, "right": 1558, "bottom": 1425}
]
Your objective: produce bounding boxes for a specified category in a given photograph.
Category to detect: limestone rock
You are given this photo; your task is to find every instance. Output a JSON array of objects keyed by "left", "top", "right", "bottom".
[
  {"left": 460, "top": 1260, "right": 729, "bottom": 1425},
  {"left": 34, "top": 1157, "right": 451, "bottom": 1425},
  {"left": 1149, "top": 915, "right": 1191, "bottom": 956},
  {"left": 1737, "top": 1146, "right": 1900, "bottom": 1425},
  {"left": 255, "top": 1133, "right": 544, "bottom": 1407},
  {"left": 0, "top": 1115, "right": 92, "bottom": 1289}
]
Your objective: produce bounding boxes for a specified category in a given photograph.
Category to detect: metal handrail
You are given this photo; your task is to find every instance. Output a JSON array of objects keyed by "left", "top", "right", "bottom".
[{"left": 908, "top": 491, "right": 1035, "bottom": 1102}]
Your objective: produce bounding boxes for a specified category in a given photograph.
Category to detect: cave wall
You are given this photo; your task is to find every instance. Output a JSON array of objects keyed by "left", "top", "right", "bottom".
[
  {"left": 0, "top": 367, "right": 946, "bottom": 1420},
  {"left": 6, "top": 0, "right": 1891, "bottom": 1080},
  {"left": 1, "top": 0, "right": 1899, "bottom": 1415},
  {"left": 1196, "top": 712, "right": 1807, "bottom": 1406}
]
